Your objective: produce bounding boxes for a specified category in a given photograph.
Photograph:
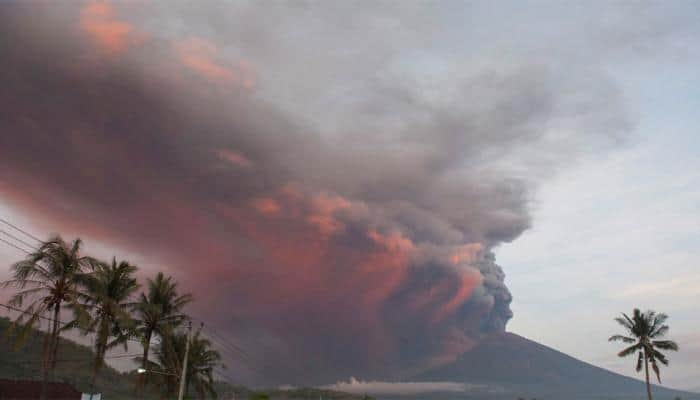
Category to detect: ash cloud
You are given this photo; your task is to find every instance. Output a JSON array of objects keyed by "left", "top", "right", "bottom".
[{"left": 0, "top": 1, "right": 630, "bottom": 384}]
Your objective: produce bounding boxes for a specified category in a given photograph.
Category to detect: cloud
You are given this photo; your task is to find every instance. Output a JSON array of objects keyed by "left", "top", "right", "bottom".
[
  {"left": 79, "top": 1, "right": 134, "bottom": 55},
  {"left": 176, "top": 37, "right": 235, "bottom": 81},
  {"left": 217, "top": 149, "right": 254, "bottom": 169},
  {"left": 616, "top": 277, "right": 700, "bottom": 299},
  {"left": 0, "top": 1, "right": 632, "bottom": 385},
  {"left": 175, "top": 37, "right": 256, "bottom": 89}
]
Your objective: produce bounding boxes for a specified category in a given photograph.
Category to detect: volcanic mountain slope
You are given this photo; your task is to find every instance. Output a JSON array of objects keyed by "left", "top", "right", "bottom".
[{"left": 413, "top": 332, "right": 699, "bottom": 400}]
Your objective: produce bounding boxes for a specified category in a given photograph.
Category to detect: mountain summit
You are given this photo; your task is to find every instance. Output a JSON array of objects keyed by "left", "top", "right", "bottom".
[{"left": 413, "top": 332, "right": 698, "bottom": 399}]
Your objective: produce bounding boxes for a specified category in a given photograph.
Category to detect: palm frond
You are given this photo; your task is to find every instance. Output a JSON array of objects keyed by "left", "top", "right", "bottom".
[
  {"left": 650, "top": 325, "right": 669, "bottom": 338},
  {"left": 651, "top": 359, "right": 661, "bottom": 383},
  {"left": 614, "top": 316, "right": 633, "bottom": 331},
  {"left": 652, "top": 349, "right": 669, "bottom": 366},
  {"left": 609, "top": 334, "right": 636, "bottom": 343},
  {"left": 653, "top": 340, "right": 679, "bottom": 351},
  {"left": 649, "top": 313, "right": 669, "bottom": 337},
  {"left": 612, "top": 308, "right": 678, "bottom": 386},
  {"left": 618, "top": 343, "right": 641, "bottom": 358}
]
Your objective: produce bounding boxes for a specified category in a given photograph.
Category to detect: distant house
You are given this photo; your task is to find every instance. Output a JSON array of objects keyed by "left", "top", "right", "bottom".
[{"left": 0, "top": 379, "right": 81, "bottom": 400}]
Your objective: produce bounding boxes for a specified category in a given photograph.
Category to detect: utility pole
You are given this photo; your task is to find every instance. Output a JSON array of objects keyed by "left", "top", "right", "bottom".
[{"left": 178, "top": 321, "right": 192, "bottom": 400}]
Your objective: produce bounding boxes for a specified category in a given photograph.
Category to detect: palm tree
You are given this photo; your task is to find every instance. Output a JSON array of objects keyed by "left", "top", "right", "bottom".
[
  {"left": 81, "top": 258, "right": 140, "bottom": 390},
  {"left": 0, "top": 235, "right": 97, "bottom": 399},
  {"left": 609, "top": 308, "right": 679, "bottom": 400},
  {"left": 150, "top": 329, "right": 222, "bottom": 399},
  {"left": 134, "top": 272, "right": 192, "bottom": 394}
]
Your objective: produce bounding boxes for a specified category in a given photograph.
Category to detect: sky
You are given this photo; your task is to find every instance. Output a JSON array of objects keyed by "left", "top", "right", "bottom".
[
  {"left": 499, "top": 47, "right": 700, "bottom": 390},
  {"left": 0, "top": 0, "right": 699, "bottom": 391}
]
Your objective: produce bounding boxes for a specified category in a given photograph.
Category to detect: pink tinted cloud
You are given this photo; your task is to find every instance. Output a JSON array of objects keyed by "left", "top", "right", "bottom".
[
  {"left": 450, "top": 243, "right": 483, "bottom": 265},
  {"left": 176, "top": 38, "right": 257, "bottom": 89},
  {"left": 217, "top": 149, "right": 253, "bottom": 169},
  {"left": 307, "top": 192, "right": 352, "bottom": 235},
  {"left": 432, "top": 268, "right": 483, "bottom": 323},
  {"left": 79, "top": 1, "right": 134, "bottom": 55},
  {"left": 251, "top": 197, "right": 282, "bottom": 216}
]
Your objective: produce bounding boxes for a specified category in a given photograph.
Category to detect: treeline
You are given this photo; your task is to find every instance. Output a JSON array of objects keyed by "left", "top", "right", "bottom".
[{"left": 1, "top": 235, "right": 222, "bottom": 399}]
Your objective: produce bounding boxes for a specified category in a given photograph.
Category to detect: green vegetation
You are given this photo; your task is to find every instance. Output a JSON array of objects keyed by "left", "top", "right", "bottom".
[
  {"left": 0, "top": 236, "right": 98, "bottom": 399},
  {"left": 0, "top": 235, "right": 217, "bottom": 399},
  {"left": 147, "top": 329, "right": 221, "bottom": 398},
  {"left": 134, "top": 272, "right": 193, "bottom": 395},
  {"left": 2, "top": 316, "right": 372, "bottom": 400},
  {"left": 81, "top": 258, "right": 140, "bottom": 387},
  {"left": 610, "top": 308, "right": 680, "bottom": 400},
  {"left": 0, "top": 316, "right": 142, "bottom": 399},
  {"left": 1, "top": 235, "right": 375, "bottom": 400}
]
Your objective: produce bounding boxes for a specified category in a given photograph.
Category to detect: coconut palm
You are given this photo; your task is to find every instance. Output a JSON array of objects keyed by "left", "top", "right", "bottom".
[
  {"left": 134, "top": 272, "right": 192, "bottom": 394},
  {"left": 0, "top": 236, "right": 97, "bottom": 399},
  {"left": 150, "top": 329, "right": 222, "bottom": 399},
  {"left": 81, "top": 258, "right": 140, "bottom": 389},
  {"left": 609, "top": 308, "right": 679, "bottom": 400}
]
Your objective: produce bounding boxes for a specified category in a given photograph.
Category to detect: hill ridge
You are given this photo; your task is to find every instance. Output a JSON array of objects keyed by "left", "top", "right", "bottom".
[{"left": 413, "top": 331, "right": 699, "bottom": 399}]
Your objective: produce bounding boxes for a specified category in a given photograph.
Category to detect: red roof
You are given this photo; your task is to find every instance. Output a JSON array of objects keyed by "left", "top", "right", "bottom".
[{"left": 0, "top": 379, "right": 81, "bottom": 400}]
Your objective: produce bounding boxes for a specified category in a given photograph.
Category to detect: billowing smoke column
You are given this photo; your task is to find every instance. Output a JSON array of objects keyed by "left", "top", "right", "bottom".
[{"left": 0, "top": 2, "right": 628, "bottom": 384}]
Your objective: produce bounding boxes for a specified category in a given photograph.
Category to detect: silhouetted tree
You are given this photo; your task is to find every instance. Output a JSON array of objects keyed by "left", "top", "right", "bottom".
[
  {"left": 81, "top": 258, "right": 140, "bottom": 390},
  {"left": 150, "top": 328, "right": 222, "bottom": 399},
  {"left": 1, "top": 236, "right": 97, "bottom": 400},
  {"left": 134, "top": 272, "right": 192, "bottom": 395},
  {"left": 610, "top": 308, "right": 679, "bottom": 400}
]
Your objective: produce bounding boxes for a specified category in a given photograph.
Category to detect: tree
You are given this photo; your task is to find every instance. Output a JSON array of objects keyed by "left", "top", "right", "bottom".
[
  {"left": 609, "top": 308, "right": 679, "bottom": 400},
  {"left": 1, "top": 235, "right": 97, "bottom": 400},
  {"left": 150, "top": 329, "right": 222, "bottom": 399},
  {"left": 134, "top": 272, "right": 192, "bottom": 394},
  {"left": 81, "top": 258, "right": 140, "bottom": 390}
]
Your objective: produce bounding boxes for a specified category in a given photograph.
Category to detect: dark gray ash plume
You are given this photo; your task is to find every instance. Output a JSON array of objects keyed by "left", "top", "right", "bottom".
[{"left": 0, "top": 1, "right": 630, "bottom": 384}]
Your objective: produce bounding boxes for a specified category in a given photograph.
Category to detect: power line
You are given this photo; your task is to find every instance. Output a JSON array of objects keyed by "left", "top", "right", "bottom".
[
  {"left": 6, "top": 353, "right": 144, "bottom": 365},
  {"left": 0, "top": 216, "right": 42, "bottom": 243},
  {"left": 192, "top": 320, "right": 273, "bottom": 376},
  {"left": 0, "top": 236, "right": 31, "bottom": 254},
  {"left": 204, "top": 332, "right": 250, "bottom": 362},
  {"left": 0, "top": 300, "right": 253, "bottom": 374},
  {"left": 0, "top": 302, "right": 145, "bottom": 346},
  {"left": 187, "top": 319, "right": 263, "bottom": 376},
  {"left": 0, "top": 217, "right": 267, "bottom": 377},
  {"left": 0, "top": 229, "right": 150, "bottom": 347},
  {"left": 0, "top": 228, "right": 37, "bottom": 252},
  {"left": 196, "top": 321, "right": 252, "bottom": 360},
  {"left": 200, "top": 332, "right": 265, "bottom": 377},
  {"left": 0, "top": 281, "right": 264, "bottom": 376}
]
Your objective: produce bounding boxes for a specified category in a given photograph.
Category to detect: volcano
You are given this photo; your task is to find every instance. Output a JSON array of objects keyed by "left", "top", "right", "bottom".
[{"left": 410, "top": 332, "right": 698, "bottom": 399}]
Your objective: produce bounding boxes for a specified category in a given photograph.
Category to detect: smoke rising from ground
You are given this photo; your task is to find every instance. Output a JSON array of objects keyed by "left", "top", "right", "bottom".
[
  {"left": 0, "top": 1, "right": 630, "bottom": 384},
  {"left": 323, "top": 377, "right": 492, "bottom": 395}
]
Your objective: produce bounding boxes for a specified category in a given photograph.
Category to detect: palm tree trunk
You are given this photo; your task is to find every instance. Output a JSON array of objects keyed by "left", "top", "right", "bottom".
[
  {"left": 49, "top": 304, "right": 61, "bottom": 369},
  {"left": 89, "top": 342, "right": 104, "bottom": 400},
  {"left": 39, "top": 321, "right": 51, "bottom": 400},
  {"left": 91, "top": 344, "right": 100, "bottom": 388},
  {"left": 644, "top": 350, "right": 653, "bottom": 400},
  {"left": 93, "top": 336, "right": 105, "bottom": 385},
  {"left": 91, "top": 323, "right": 108, "bottom": 399},
  {"left": 40, "top": 305, "right": 61, "bottom": 400},
  {"left": 137, "top": 330, "right": 152, "bottom": 397}
]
